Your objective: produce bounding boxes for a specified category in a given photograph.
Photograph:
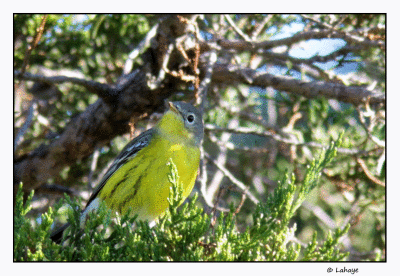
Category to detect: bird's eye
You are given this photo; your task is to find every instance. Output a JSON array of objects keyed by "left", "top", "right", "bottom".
[{"left": 187, "top": 114, "right": 195, "bottom": 123}]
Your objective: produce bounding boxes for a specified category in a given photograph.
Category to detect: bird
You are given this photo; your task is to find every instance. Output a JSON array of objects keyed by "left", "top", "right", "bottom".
[{"left": 50, "top": 101, "right": 204, "bottom": 243}]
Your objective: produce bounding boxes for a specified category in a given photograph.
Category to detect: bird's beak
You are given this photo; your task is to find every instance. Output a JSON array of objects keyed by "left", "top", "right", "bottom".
[{"left": 169, "top": 102, "right": 179, "bottom": 114}]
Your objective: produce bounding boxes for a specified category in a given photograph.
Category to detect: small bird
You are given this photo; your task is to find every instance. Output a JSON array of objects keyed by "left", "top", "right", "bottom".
[{"left": 51, "top": 101, "right": 204, "bottom": 243}]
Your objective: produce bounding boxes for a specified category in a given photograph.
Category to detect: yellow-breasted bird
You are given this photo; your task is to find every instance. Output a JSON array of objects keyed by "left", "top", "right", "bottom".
[{"left": 51, "top": 101, "right": 203, "bottom": 243}]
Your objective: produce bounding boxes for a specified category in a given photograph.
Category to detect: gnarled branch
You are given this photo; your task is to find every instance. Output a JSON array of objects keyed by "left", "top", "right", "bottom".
[{"left": 211, "top": 64, "right": 385, "bottom": 107}]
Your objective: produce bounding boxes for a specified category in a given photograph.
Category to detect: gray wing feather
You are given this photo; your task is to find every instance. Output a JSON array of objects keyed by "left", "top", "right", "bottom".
[{"left": 85, "top": 128, "right": 155, "bottom": 208}]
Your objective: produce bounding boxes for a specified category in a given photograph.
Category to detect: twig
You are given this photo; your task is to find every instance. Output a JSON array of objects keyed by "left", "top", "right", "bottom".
[
  {"left": 356, "top": 105, "right": 385, "bottom": 147},
  {"left": 14, "top": 101, "right": 37, "bottom": 152},
  {"left": 251, "top": 15, "right": 273, "bottom": 40},
  {"left": 87, "top": 147, "right": 100, "bottom": 192},
  {"left": 302, "top": 14, "right": 348, "bottom": 31},
  {"left": 152, "top": 43, "right": 174, "bottom": 89},
  {"left": 206, "top": 119, "right": 238, "bottom": 205},
  {"left": 199, "top": 26, "right": 384, "bottom": 58},
  {"left": 217, "top": 28, "right": 384, "bottom": 51},
  {"left": 15, "top": 15, "right": 48, "bottom": 149},
  {"left": 204, "top": 151, "right": 259, "bottom": 205},
  {"left": 196, "top": 48, "right": 218, "bottom": 113},
  {"left": 189, "top": 17, "right": 201, "bottom": 90},
  {"left": 123, "top": 23, "right": 159, "bottom": 74},
  {"left": 376, "top": 149, "right": 386, "bottom": 176},
  {"left": 20, "top": 15, "right": 48, "bottom": 75},
  {"left": 257, "top": 45, "right": 362, "bottom": 66},
  {"left": 301, "top": 14, "right": 339, "bottom": 31},
  {"left": 356, "top": 158, "right": 385, "bottom": 187},
  {"left": 301, "top": 14, "right": 385, "bottom": 49},
  {"left": 233, "top": 190, "right": 246, "bottom": 216},
  {"left": 199, "top": 146, "right": 212, "bottom": 210},
  {"left": 175, "top": 34, "right": 200, "bottom": 89},
  {"left": 210, "top": 186, "right": 230, "bottom": 226},
  {"left": 331, "top": 15, "right": 348, "bottom": 29},
  {"left": 340, "top": 198, "right": 361, "bottom": 229},
  {"left": 302, "top": 200, "right": 337, "bottom": 229},
  {"left": 224, "top": 14, "right": 252, "bottom": 42},
  {"left": 199, "top": 148, "right": 229, "bottom": 214}
]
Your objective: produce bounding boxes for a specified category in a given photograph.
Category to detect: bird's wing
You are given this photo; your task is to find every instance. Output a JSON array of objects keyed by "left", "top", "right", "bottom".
[{"left": 84, "top": 128, "right": 155, "bottom": 209}]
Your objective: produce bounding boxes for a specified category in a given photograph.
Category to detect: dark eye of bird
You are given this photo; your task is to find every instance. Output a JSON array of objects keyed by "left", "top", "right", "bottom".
[{"left": 187, "top": 114, "right": 195, "bottom": 123}]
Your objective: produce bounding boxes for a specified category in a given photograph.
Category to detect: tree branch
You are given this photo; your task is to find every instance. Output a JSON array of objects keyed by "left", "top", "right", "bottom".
[
  {"left": 257, "top": 45, "right": 363, "bottom": 65},
  {"left": 210, "top": 64, "right": 385, "bottom": 107},
  {"left": 20, "top": 15, "right": 48, "bottom": 75},
  {"left": 218, "top": 28, "right": 384, "bottom": 51},
  {"left": 199, "top": 27, "right": 385, "bottom": 54},
  {"left": 204, "top": 152, "right": 259, "bottom": 205},
  {"left": 14, "top": 70, "right": 118, "bottom": 104},
  {"left": 14, "top": 101, "right": 37, "bottom": 152},
  {"left": 224, "top": 15, "right": 252, "bottom": 42}
]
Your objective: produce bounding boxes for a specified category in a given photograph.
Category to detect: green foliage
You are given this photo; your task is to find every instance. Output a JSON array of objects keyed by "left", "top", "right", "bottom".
[
  {"left": 14, "top": 14, "right": 153, "bottom": 77},
  {"left": 14, "top": 183, "right": 54, "bottom": 261},
  {"left": 14, "top": 138, "right": 350, "bottom": 261}
]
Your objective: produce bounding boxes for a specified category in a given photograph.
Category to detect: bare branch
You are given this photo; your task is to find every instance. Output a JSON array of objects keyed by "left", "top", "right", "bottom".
[
  {"left": 301, "top": 14, "right": 340, "bottom": 31},
  {"left": 20, "top": 15, "right": 48, "bottom": 75},
  {"left": 152, "top": 43, "right": 175, "bottom": 88},
  {"left": 123, "top": 23, "right": 159, "bottom": 74},
  {"left": 302, "top": 201, "right": 337, "bottom": 229},
  {"left": 196, "top": 48, "right": 218, "bottom": 112},
  {"left": 211, "top": 64, "right": 385, "bottom": 107},
  {"left": 356, "top": 158, "right": 385, "bottom": 187},
  {"left": 199, "top": 146, "right": 213, "bottom": 210},
  {"left": 205, "top": 28, "right": 384, "bottom": 52},
  {"left": 250, "top": 14, "right": 273, "bottom": 39},
  {"left": 14, "top": 70, "right": 117, "bottom": 104},
  {"left": 224, "top": 15, "right": 252, "bottom": 42},
  {"left": 14, "top": 101, "right": 37, "bottom": 152},
  {"left": 204, "top": 151, "right": 259, "bottom": 205},
  {"left": 257, "top": 45, "right": 363, "bottom": 65}
]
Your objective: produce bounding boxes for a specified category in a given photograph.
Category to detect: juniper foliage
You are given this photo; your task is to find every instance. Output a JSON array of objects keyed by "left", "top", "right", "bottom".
[{"left": 14, "top": 137, "right": 355, "bottom": 261}]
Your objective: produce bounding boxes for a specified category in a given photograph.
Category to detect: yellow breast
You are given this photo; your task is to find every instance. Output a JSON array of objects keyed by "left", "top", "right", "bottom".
[{"left": 98, "top": 111, "right": 200, "bottom": 222}]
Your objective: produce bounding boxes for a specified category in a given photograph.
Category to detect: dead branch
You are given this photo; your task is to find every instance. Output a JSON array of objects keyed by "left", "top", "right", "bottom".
[{"left": 210, "top": 64, "right": 385, "bottom": 107}]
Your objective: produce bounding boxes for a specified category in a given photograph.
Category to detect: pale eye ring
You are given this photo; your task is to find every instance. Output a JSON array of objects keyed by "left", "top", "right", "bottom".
[{"left": 187, "top": 114, "right": 195, "bottom": 123}]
